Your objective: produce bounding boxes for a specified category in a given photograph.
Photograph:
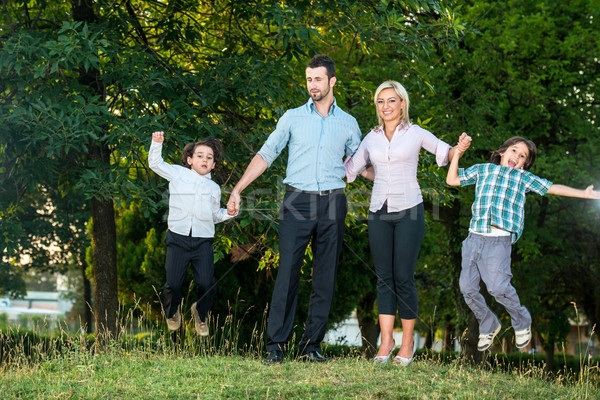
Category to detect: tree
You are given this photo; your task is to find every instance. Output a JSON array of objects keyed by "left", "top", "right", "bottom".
[{"left": 1, "top": 0, "right": 121, "bottom": 337}]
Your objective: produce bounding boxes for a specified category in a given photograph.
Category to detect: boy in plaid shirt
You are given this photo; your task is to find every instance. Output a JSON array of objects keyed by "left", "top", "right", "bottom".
[{"left": 447, "top": 136, "right": 600, "bottom": 351}]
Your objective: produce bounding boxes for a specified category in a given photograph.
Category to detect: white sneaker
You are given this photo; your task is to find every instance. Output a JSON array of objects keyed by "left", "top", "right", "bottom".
[
  {"left": 191, "top": 302, "right": 209, "bottom": 337},
  {"left": 166, "top": 311, "right": 181, "bottom": 331},
  {"left": 477, "top": 324, "right": 501, "bottom": 351},
  {"left": 515, "top": 326, "right": 531, "bottom": 349}
]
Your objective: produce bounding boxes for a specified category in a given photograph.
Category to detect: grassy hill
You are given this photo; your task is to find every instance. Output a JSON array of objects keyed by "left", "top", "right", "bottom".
[{"left": 1, "top": 348, "right": 598, "bottom": 399}]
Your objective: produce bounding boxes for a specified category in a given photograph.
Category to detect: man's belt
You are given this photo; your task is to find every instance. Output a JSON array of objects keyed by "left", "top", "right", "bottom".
[{"left": 285, "top": 185, "right": 344, "bottom": 196}]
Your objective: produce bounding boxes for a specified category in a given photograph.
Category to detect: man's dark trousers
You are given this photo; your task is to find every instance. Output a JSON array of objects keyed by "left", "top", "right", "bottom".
[{"left": 266, "top": 187, "right": 347, "bottom": 354}]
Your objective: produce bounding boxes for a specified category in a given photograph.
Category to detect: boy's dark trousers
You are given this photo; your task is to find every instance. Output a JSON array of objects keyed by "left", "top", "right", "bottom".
[{"left": 163, "top": 230, "right": 216, "bottom": 321}]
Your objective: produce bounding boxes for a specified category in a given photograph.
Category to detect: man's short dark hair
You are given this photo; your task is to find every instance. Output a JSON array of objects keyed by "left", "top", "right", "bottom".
[{"left": 307, "top": 54, "right": 335, "bottom": 79}]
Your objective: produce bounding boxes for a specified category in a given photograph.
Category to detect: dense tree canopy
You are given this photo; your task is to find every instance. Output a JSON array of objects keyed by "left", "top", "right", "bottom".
[
  {"left": 1, "top": 0, "right": 466, "bottom": 342},
  {"left": 2, "top": 0, "right": 598, "bottom": 365}
]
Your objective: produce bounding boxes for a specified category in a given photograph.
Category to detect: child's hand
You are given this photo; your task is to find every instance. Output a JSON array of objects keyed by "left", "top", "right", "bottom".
[
  {"left": 227, "top": 192, "right": 240, "bottom": 216},
  {"left": 584, "top": 185, "right": 600, "bottom": 199},
  {"left": 456, "top": 132, "right": 472, "bottom": 154},
  {"left": 152, "top": 131, "right": 164, "bottom": 143}
]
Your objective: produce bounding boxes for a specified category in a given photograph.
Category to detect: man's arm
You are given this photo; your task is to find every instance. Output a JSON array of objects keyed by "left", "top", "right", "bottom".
[
  {"left": 546, "top": 184, "right": 600, "bottom": 199},
  {"left": 227, "top": 154, "right": 269, "bottom": 215}
]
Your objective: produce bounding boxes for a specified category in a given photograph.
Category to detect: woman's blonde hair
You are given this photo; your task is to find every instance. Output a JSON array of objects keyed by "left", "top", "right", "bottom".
[{"left": 373, "top": 80, "right": 410, "bottom": 127}]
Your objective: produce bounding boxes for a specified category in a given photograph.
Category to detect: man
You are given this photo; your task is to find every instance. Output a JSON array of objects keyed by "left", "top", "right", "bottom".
[{"left": 227, "top": 54, "right": 361, "bottom": 364}]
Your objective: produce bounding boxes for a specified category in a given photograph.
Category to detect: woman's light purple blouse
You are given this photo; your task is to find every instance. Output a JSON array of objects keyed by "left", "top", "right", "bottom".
[{"left": 345, "top": 124, "right": 451, "bottom": 213}]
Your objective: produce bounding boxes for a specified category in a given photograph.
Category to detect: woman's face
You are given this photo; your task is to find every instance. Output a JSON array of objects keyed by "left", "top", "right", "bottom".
[{"left": 376, "top": 88, "right": 404, "bottom": 125}]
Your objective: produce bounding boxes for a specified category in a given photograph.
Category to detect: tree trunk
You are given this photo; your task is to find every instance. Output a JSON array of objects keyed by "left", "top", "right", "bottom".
[
  {"left": 81, "top": 260, "right": 93, "bottom": 334},
  {"left": 438, "top": 198, "right": 481, "bottom": 360},
  {"left": 443, "top": 318, "right": 456, "bottom": 352},
  {"left": 544, "top": 339, "right": 555, "bottom": 374},
  {"left": 70, "top": 0, "right": 119, "bottom": 341},
  {"left": 91, "top": 192, "right": 119, "bottom": 339},
  {"left": 462, "top": 313, "right": 482, "bottom": 364},
  {"left": 356, "top": 294, "right": 380, "bottom": 359},
  {"left": 424, "top": 323, "right": 434, "bottom": 349}
]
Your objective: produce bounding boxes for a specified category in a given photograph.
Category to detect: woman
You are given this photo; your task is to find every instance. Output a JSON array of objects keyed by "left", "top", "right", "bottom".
[{"left": 346, "top": 80, "right": 470, "bottom": 365}]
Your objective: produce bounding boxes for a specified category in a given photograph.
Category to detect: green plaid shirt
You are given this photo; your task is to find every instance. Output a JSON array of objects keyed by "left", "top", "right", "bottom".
[{"left": 459, "top": 163, "right": 552, "bottom": 243}]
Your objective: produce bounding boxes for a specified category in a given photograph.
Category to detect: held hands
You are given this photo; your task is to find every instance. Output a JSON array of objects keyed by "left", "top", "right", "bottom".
[
  {"left": 446, "top": 133, "right": 471, "bottom": 186},
  {"left": 360, "top": 164, "right": 375, "bottom": 181},
  {"left": 152, "top": 131, "right": 164, "bottom": 143},
  {"left": 455, "top": 132, "right": 472, "bottom": 156},
  {"left": 227, "top": 191, "right": 240, "bottom": 216}
]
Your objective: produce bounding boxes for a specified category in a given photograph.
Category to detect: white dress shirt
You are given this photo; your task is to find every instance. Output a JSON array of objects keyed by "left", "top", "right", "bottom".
[
  {"left": 148, "top": 141, "right": 233, "bottom": 238},
  {"left": 345, "top": 124, "right": 451, "bottom": 212}
]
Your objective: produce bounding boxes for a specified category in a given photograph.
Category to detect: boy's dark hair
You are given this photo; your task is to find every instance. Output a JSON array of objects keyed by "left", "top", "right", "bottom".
[
  {"left": 182, "top": 137, "right": 224, "bottom": 169},
  {"left": 307, "top": 54, "right": 336, "bottom": 79},
  {"left": 490, "top": 136, "right": 537, "bottom": 171}
]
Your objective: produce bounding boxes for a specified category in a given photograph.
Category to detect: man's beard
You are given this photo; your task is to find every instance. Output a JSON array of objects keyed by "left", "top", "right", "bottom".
[{"left": 309, "top": 85, "right": 330, "bottom": 102}]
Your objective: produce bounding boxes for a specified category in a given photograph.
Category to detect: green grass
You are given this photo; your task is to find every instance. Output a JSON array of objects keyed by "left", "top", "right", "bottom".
[
  {"left": 1, "top": 306, "right": 599, "bottom": 399},
  {"left": 1, "top": 348, "right": 599, "bottom": 399}
]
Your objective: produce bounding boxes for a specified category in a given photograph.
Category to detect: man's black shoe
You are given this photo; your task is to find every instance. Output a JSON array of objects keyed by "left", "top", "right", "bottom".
[
  {"left": 264, "top": 350, "right": 283, "bottom": 365},
  {"left": 299, "top": 350, "right": 330, "bottom": 363}
]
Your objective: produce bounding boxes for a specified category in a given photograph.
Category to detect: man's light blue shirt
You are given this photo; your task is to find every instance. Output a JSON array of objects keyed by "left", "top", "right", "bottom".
[{"left": 258, "top": 98, "right": 362, "bottom": 191}]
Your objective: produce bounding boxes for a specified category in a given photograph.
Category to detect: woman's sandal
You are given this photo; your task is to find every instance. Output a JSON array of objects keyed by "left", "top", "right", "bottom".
[
  {"left": 373, "top": 339, "right": 396, "bottom": 364},
  {"left": 393, "top": 339, "right": 417, "bottom": 366}
]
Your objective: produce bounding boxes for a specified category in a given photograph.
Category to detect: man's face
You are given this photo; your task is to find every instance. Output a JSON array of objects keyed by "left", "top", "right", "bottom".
[{"left": 305, "top": 66, "right": 336, "bottom": 102}]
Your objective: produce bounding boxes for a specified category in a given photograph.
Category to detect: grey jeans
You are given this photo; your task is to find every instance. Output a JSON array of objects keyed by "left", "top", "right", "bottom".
[{"left": 460, "top": 232, "right": 531, "bottom": 335}]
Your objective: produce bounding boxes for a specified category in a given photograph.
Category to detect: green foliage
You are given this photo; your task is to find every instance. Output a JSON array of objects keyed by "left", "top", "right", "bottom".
[
  {"left": 4, "top": 0, "right": 599, "bottom": 360},
  {"left": 0, "top": 313, "right": 8, "bottom": 329},
  {"left": 114, "top": 203, "right": 164, "bottom": 313},
  {"left": 0, "top": 0, "right": 467, "bottom": 342},
  {"left": 0, "top": 263, "right": 26, "bottom": 298}
]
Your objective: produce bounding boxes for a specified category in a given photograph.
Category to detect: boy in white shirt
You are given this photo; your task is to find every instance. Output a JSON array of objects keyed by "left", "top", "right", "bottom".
[{"left": 148, "top": 131, "right": 235, "bottom": 336}]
